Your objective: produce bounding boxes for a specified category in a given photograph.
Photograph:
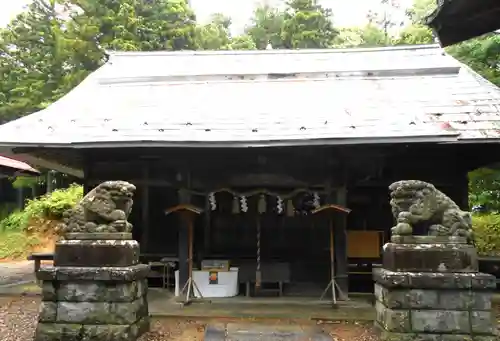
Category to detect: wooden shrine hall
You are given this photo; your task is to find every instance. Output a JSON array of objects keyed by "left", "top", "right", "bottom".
[{"left": 1, "top": 45, "right": 500, "bottom": 302}]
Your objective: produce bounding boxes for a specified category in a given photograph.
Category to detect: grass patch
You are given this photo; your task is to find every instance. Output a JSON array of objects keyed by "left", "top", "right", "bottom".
[{"left": 0, "top": 231, "right": 42, "bottom": 260}]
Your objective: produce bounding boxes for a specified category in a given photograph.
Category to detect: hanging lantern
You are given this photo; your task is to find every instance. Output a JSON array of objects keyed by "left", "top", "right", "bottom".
[
  {"left": 313, "top": 192, "right": 321, "bottom": 209},
  {"left": 286, "top": 199, "right": 295, "bottom": 217},
  {"left": 276, "top": 196, "right": 284, "bottom": 214},
  {"left": 258, "top": 194, "right": 267, "bottom": 214},
  {"left": 208, "top": 192, "right": 217, "bottom": 211},
  {"left": 240, "top": 195, "right": 248, "bottom": 212},
  {"left": 232, "top": 196, "right": 240, "bottom": 214}
]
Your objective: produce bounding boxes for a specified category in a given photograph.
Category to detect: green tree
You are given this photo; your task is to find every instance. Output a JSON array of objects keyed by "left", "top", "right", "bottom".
[
  {"left": 0, "top": 0, "right": 200, "bottom": 124},
  {"left": 334, "top": 25, "right": 386, "bottom": 47},
  {"left": 66, "top": 0, "right": 198, "bottom": 52},
  {"left": 394, "top": 0, "right": 434, "bottom": 45},
  {"left": 227, "top": 34, "right": 257, "bottom": 50},
  {"left": 405, "top": 0, "right": 436, "bottom": 24},
  {"left": 366, "top": 0, "right": 404, "bottom": 45},
  {"left": 0, "top": 0, "right": 71, "bottom": 123},
  {"left": 469, "top": 167, "right": 500, "bottom": 212},
  {"left": 281, "top": 0, "right": 338, "bottom": 49},
  {"left": 195, "top": 13, "right": 232, "bottom": 50},
  {"left": 246, "top": 4, "right": 285, "bottom": 50},
  {"left": 446, "top": 34, "right": 500, "bottom": 87},
  {"left": 394, "top": 24, "right": 434, "bottom": 45}
]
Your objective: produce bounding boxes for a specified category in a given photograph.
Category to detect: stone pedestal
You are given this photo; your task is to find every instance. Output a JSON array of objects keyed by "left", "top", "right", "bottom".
[
  {"left": 34, "top": 233, "right": 150, "bottom": 341},
  {"left": 374, "top": 236, "right": 498, "bottom": 341}
]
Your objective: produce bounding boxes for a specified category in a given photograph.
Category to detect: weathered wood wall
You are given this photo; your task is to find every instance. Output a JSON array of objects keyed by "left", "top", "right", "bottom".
[{"left": 69, "top": 144, "right": 477, "bottom": 292}]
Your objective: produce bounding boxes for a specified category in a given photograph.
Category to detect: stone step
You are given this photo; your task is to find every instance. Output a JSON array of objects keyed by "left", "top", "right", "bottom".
[{"left": 204, "top": 323, "right": 331, "bottom": 341}]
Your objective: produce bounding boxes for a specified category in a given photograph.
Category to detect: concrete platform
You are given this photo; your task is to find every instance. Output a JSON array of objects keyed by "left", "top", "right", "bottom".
[{"left": 148, "top": 289, "right": 375, "bottom": 321}]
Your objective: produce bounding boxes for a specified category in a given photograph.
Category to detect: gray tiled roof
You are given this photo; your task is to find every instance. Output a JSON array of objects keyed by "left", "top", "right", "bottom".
[{"left": 1, "top": 44, "right": 500, "bottom": 148}]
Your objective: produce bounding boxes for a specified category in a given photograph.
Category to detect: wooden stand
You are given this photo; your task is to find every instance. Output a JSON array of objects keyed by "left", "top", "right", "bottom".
[
  {"left": 165, "top": 204, "right": 207, "bottom": 306},
  {"left": 312, "top": 204, "right": 351, "bottom": 305}
]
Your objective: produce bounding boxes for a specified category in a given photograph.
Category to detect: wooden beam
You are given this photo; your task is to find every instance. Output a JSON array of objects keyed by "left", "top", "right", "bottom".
[{"left": 10, "top": 154, "right": 83, "bottom": 178}]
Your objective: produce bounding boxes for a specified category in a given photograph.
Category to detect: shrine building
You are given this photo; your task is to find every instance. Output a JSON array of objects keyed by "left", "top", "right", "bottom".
[{"left": 0, "top": 44, "right": 499, "bottom": 301}]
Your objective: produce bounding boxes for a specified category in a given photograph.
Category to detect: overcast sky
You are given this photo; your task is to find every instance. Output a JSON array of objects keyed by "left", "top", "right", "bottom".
[{"left": 0, "top": 0, "right": 413, "bottom": 33}]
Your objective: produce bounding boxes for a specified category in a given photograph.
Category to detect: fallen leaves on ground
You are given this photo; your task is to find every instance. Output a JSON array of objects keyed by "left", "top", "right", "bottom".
[{"left": 1, "top": 296, "right": 498, "bottom": 341}]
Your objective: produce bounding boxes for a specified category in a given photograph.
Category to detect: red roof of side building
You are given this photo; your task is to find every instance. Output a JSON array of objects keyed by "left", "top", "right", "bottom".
[{"left": 0, "top": 155, "right": 40, "bottom": 176}]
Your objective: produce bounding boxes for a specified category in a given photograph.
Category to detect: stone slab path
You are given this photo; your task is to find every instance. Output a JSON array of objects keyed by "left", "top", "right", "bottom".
[{"left": 204, "top": 323, "right": 332, "bottom": 341}]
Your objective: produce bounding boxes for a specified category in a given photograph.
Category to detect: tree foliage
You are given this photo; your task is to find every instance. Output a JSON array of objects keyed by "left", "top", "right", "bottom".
[
  {"left": 245, "top": 4, "right": 285, "bottom": 50},
  {"left": 446, "top": 35, "right": 500, "bottom": 87},
  {"left": 281, "top": 0, "right": 338, "bottom": 49},
  {"left": 472, "top": 214, "right": 500, "bottom": 256},
  {"left": 0, "top": 0, "right": 72, "bottom": 123},
  {"left": 333, "top": 25, "right": 387, "bottom": 48}
]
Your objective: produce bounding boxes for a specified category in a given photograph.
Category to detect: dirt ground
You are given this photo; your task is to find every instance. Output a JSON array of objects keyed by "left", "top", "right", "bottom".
[{"left": 0, "top": 296, "right": 380, "bottom": 341}]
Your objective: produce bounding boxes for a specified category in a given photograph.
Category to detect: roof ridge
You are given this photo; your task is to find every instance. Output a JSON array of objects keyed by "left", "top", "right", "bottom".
[{"left": 106, "top": 44, "right": 443, "bottom": 58}]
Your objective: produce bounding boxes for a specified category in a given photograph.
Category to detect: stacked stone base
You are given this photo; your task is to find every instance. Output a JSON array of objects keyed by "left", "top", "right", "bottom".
[
  {"left": 34, "top": 233, "right": 150, "bottom": 341},
  {"left": 374, "top": 236, "right": 498, "bottom": 341},
  {"left": 374, "top": 270, "right": 497, "bottom": 341}
]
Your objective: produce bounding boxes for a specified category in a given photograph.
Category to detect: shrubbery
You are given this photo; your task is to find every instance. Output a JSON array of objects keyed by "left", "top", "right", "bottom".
[
  {"left": 0, "top": 184, "right": 83, "bottom": 233},
  {"left": 472, "top": 214, "right": 500, "bottom": 257}
]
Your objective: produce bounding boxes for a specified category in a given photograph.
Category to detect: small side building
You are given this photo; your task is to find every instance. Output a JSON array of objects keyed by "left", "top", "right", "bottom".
[{"left": 0, "top": 45, "right": 499, "bottom": 297}]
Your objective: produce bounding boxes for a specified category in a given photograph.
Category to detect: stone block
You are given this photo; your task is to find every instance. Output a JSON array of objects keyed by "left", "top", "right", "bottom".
[
  {"left": 382, "top": 242, "right": 478, "bottom": 273},
  {"left": 80, "top": 316, "right": 150, "bottom": 340},
  {"left": 109, "top": 299, "right": 143, "bottom": 325},
  {"left": 470, "top": 292, "right": 492, "bottom": 310},
  {"left": 137, "top": 279, "right": 148, "bottom": 298},
  {"left": 56, "top": 281, "right": 139, "bottom": 302},
  {"left": 377, "top": 330, "right": 478, "bottom": 341},
  {"left": 57, "top": 301, "right": 111, "bottom": 324},
  {"left": 407, "top": 289, "right": 441, "bottom": 309},
  {"left": 54, "top": 239, "right": 139, "bottom": 267},
  {"left": 34, "top": 323, "right": 82, "bottom": 341},
  {"left": 390, "top": 236, "right": 467, "bottom": 245},
  {"left": 56, "top": 298, "right": 145, "bottom": 325},
  {"left": 81, "top": 325, "right": 132, "bottom": 341},
  {"left": 375, "top": 301, "right": 411, "bottom": 332},
  {"left": 375, "top": 284, "right": 411, "bottom": 309},
  {"left": 41, "top": 281, "right": 56, "bottom": 301},
  {"left": 373, "top": 268, "right": 497, "bottom": 290},
  {"left": 57, "top": 282, "right": 106, "bottom": 302},
  {"left": 470, "top": 311, "right": 495, "bottom": 335},
  {"left": 473, "top": 336, "right": 499, "bottom": 341},
  {"left": 38, "top": 302, "right": 57, "bottom": 322},
  {"left": 411, "top": 310, "right": 470, "bottom": 334},
  {"left": 65, "top": 232, "right": 133, "bottom": 240},
  {"left": 37, "top": 264, "right": 150, "bottom": 282}
]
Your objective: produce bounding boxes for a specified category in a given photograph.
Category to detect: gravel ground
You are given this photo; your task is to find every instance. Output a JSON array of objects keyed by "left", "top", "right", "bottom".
[
  {"left": 0, "top": 296, "right": 499, "bottom": 341},
  {"left": 0, "top": 296, "right": 381, "bottom": 341}
]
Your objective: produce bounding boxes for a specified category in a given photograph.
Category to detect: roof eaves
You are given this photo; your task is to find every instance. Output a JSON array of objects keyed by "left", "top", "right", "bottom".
[
  {"left": 426, "top": 0, "right": 500, "bottom": 47},
  {"left": 0, "top": 134, "right": 457, "bottom": 149}
]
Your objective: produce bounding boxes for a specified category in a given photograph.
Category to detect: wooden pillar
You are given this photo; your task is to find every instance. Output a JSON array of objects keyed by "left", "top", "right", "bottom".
[
  {"left": 177, "top": 187, "right": 190, "bottom": 290},
  {"left": 203, "top": 197, "right": 211, "bottom": 256},
  {"left": 16, "top": 187, "right": 24, "bottom": 209},
  {"left": 46, "top": 170, "right": 55, "bottom": 193},
  {"left": 457, "top": 172, "right": 470, "bottom": 210},
  {"left": 141, "top": 164, "right": 150, "bottom": 252},
  {"left": 334, "top": 186, "right": 349, "bottom": 300},
  {"left": 82, "top": 155, "right": 92, "bottom": 195}
]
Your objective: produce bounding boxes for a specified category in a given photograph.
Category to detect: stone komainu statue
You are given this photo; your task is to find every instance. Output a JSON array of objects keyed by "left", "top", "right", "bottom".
[
  {"left": 61, "top": 181, "right": 136, "bottom": 234},
  {"left": 389, "top": 180, "right": 474, "bottom": 244}
]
